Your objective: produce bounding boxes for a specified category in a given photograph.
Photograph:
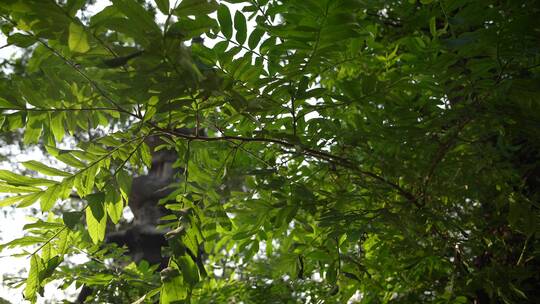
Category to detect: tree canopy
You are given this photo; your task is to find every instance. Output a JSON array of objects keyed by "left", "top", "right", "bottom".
[{"left": 0, "top": 0, "right": 539, "bottom": 303}]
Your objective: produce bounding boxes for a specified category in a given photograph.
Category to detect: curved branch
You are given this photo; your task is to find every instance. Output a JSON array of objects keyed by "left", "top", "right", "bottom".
[{"left": 152, "top": 124, "right": 418, "bottom": 203}]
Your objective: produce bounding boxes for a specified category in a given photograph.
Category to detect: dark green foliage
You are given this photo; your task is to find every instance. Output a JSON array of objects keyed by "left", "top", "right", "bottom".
[{"left": 0, "top": 0, "right": 539, "bottom": 303}]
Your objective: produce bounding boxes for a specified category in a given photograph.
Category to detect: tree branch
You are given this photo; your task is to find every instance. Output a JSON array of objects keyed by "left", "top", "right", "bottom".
[{"left": 152, "top": 123, "right": 418, "bottom": 203}]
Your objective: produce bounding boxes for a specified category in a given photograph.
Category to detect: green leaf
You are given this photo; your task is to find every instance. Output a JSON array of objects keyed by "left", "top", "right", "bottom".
[
  {"left": 319, "top": 24, "right": 359, "bottom": 46},
  {"left": 0, "top": 170, "right": 57, "bottom": 186},
  {"left": 0, "top": 195, "right": 26, "bottom": 207},
  {"left": 17, "top": 192, "right": 44, "bottom": 208},
  {"left": 173, "top": 0, "right": 218, "bottom": 17},
  {"left": 40, "top": 185, "right": 59, "bottom": 211},
  {"left": 50, "top": 149, "right": 87, "bottom": 169},
  {"left": 326, "top": 262, "right": 338, "bottom": 284},
  {"left": 297, "top": 88, "right": 326, "bottom": 99},
  {"left": 112, "top": 0, "right": 161, "bottom": 34},
  {"left": 22, "top": 161, "right": 72, "bottom": 177},
  {"left": 248, "top": 28, "right": 264, "bottom": 49},
  {"left": 23, "top": 112, "right": 44, "bottom": 145},
  {"left": 63, "top": 211, "right": 83, "bottom": 230},
  {"left": 117, "top": 169, "right": 132, "bottom": 200},
  {"left": 7, "top": 33, "right": 36, "bottom": 48},
  {"left": 23, "top": 220, "right": 63, "bottom": 231},
  {"left": 234, "top": 10, "right": 247, "bottom": 45},
  {"left": 0, "top": 97, "right": 22, "bottom": 109},
  {"left": 361, "top": 74, "right": 377, "bottom": 95},
  {"left": 259, "top": 36, "right": 276, "bottom": 54},
  {"left": 217, "top": 4, "right": 232, "bottom": 39},
  {"left": 105, "top": 188, "right": 123, "bottom": 224},
  {"left": 55, "top": 228, "right": 70, "bottom": 255},
  {"left": 3, "top": 112, "right": 24, "bottom": 130},
  {"left": 40, "top": 255, "right": 63, "bottom": 282},
  {"left": 85, "top": 192, "right": 107, "bottom": 244},
  {"left": 3, "top": 0, "right": 540, "bottom": 301},
  {"left": 510, "top": 283, "right": 528, "bottom": 299},
  {"left": 139, "top": 142, "right": 152, "bottom": 168},
  {"left": 0, "top": 236, "right": 48, "bottom": 251},
  {"left": 0, "top": 182, "right": 41, "bottom": 193},
  {"left": 429, "top": 16, "right": 437, "bottom": 38},
  {"left": 24, "top": 255, "right": 41, "bottom": 303},
  {"left": 306, "top": 249, "right": 333, "bottom": 261},
  {"left": 49, "top": 112, "right": 65, "bottom": 142},
  {"left": 161, "top": 274, "right": 187, "bottom": 303},
  {"left": 66, "top": 0, "right": 86, "bottom": 16},
  {"left": 83, "top": 164, "right": 98, "bottom": 196},
  {"left": 154, "top": 0, "right": 169, "bottom": 14},
  {"left": 167, "top": 16, "right": 218, "bottom": 41},
  {"left": 68, "top": 22, "right": 90, "bottom": 53},
  {"left": 176, "top": 255, "right": 199, "bottom": 286}
]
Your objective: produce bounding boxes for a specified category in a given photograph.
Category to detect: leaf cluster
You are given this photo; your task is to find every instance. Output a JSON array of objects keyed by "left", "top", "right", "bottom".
[{"left": 0, "top": 0, "right": 539, "bottom": 303}]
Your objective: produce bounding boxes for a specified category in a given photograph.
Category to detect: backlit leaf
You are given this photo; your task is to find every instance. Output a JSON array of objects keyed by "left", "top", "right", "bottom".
[
  {"left": 0, "top": 170, "right": 57, "bottom": 186},
  {"left": 117, "top": 169, "right": 132, "bottom": 200},
  {"left": 68, "top": 23, "right": 90, "bottom": 53},
  {"left": 22, "top": 161, "right": 72, "bottom": 177},
  {"left": 85, "top": 192, "right": 107, "bottom": 244},
  {"left": 105, "top": 187, "right": 123, "bottom": 224},
  {"left": 40, "top": 185, "right": 60, "bottom": 211},
  {"left": 24, "top": 255, "right": 41, "bottom": 303}
]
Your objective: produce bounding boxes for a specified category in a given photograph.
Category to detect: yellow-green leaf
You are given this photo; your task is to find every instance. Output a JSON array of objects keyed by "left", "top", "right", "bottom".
[
  {"left": 68, "top": 22, "right": 90, "bottom": 53},
  {"left": 49, "top": 112, "right": 65, "bottom": 142},
  {"left": 40, "top": 185, "right": 59, "bottom": 211},
  {"left": 0, "top": 170, "right": 56, "bottom": 186},
  {"left": 160, "top": 275, "right": 187, "bottom": 303},
  {"left": 0, "top": 195, "right": 26, "bottom": 207},
  {"left": 0, "top": 182, "right": 41, "bottom": 193},
  {"left": 139, "top": 142, "right": 152, "bottom": 168},
  {"left": 117, "top": 169, "right": 132, "bottom": 200},
  {"left": 85, "top": 193, "right": 107, "bottom": 244},
  {"left": 17, "top": 192, "right": 44, "bottom": 208},
  {"left": 22, "top": 161, "right": 72, "bottom": 177},
  {"left": 55, "top": 229, "right": 70, "bottom": 255},
  {"left": 23, "top": 112, "right": 45, "bottom": 145},
  {"left": 105, "top": 187, "right": 123, "bottom": 224},
  {"left": 24, "top": 255, "right": 41, "bottom": 303},
  {"left": 84, "top": 165, "right": 98, "bottom": 195}
]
